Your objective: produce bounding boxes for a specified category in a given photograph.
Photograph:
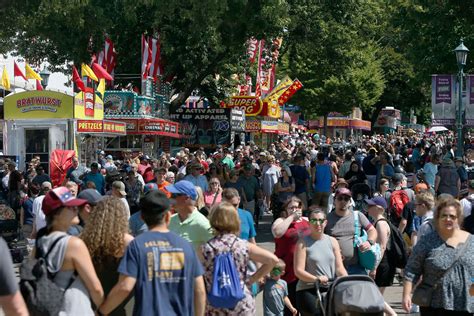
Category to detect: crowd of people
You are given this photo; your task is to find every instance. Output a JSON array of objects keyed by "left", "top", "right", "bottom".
[{"left": 0, "top": 131, "right": 473, "bottom": 316}]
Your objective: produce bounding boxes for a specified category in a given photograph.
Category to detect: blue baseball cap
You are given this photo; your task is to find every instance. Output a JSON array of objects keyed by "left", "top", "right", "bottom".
[
  {"left": 365, "top": 196, "right": 387, "bottom": 209},
  {"left": 166, "top": 180, "right": 197, "bottom": 200}
]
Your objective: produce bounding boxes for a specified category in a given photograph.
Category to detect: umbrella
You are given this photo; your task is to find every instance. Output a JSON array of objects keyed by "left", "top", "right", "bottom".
[{"left": 428, "top": 126, "right": 448, "bottom": 133}]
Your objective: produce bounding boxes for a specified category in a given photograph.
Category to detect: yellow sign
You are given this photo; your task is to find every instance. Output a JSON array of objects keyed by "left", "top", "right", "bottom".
[
  {"left": 74, "top": 91, "right": 104, "bottom": 120},
  {"left": 4, "top": 90, "right": 74, "bottom": 119}
]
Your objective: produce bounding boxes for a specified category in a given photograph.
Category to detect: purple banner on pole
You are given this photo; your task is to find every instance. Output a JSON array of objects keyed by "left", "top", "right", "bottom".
[
  {"left": 431, "top": 75, "right": 456, "bottom": 125},
  {"left": 435, "top": 75, "right": 452, "bottom": 104}
]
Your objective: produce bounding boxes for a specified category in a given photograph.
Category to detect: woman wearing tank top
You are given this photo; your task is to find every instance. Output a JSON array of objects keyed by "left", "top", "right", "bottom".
[
  {"left": 34, "top": 187, "right": 104, "bottom": 315},
  {"left": 294, "top": 209, "right": 347, "bottom": 316}
]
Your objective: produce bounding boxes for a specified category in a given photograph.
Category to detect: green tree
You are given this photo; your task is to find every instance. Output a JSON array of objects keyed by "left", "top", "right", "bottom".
[
  {"left": 281, "top": 0, "right": 386, "bottom": 131},
  {"left": 0, "top": 0, "right": 289, "bottom": 109}
]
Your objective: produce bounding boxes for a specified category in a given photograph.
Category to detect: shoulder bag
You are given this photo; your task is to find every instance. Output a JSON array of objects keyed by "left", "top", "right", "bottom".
[
  {"left": 412, "top": 238, "right": 469, "bottom": 307},
  {"left": 353, "top": 211, "right": 381, "bottom": 271}
]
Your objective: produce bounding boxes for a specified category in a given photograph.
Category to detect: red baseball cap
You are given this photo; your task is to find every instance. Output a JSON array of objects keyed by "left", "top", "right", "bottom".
[{"left": 42, "top": 187, "right": 88, "bottom": 216}]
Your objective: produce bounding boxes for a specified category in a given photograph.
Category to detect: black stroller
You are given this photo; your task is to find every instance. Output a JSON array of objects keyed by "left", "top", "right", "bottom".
[
  {"left": 317, "top": 275, "right": 385, "bottom": 316},
  {"left": 0, "top": 203, "right": 28, "bottom": 263},
  {"left": 351, "top": 183, "right": 371, "bottom": 215}
]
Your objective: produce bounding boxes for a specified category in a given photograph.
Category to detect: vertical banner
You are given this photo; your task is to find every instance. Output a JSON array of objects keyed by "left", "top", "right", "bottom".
[
  {"left": 247, "top": 37, "right": 259, "bottom": 64},
  {"left": 83, "top": 87, "right": 95, "bottom": 117},
  {"left": 255, "top": 39, "right": 265, "bottom": 98},
  {"left": 466, "top": 75, "right": 474, "bottom": 126},
  {"left": 431, "top": 75, "right": 456, "bottom": 126}
]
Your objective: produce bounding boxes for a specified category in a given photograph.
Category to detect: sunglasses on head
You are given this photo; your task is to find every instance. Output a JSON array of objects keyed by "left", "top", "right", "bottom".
[{"left": 336, "top": 196, "right": 350, "bottom": 202}]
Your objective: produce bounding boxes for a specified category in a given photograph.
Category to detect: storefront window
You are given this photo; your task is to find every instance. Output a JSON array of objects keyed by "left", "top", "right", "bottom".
[{"left": 25, "top": 129, "right": 49, "bottom": 171}]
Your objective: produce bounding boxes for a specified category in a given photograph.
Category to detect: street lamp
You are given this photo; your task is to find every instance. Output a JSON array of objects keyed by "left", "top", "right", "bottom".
[
  {"left": 454, "top": 39, "right": 469, "bottom": 157},
  {"left": 39, "top": 65, "right": 51, "bottom": 88}
]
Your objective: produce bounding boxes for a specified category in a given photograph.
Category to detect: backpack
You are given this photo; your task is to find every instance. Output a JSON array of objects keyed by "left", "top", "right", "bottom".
[
  {"left": 388, "top": 190, "right": 410, "bottom": 223},
  {"left": 375, "top": 219, "right": 408, "bottom": 269},
  {"left": 207, "top": 237, "right": 245, "bottom": 309},
  {"left": 19, "top": 235, "right": 76, "bottom": 316}
]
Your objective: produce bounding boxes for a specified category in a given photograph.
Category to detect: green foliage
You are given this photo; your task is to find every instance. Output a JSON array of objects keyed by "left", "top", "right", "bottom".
[{"left": 2, "top": 0, "right": 472, "bottom": 126}]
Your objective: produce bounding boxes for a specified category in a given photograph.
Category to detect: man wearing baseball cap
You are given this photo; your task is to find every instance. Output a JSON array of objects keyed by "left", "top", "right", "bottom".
[
  {"left": 98, "top": 190, "right": 206, "bottom": 316},
  {"left": 325, "top": 188, "right": 378, "bottom": 275},
  {"left": 167, "top": 180, "right": 213, "bottom": 249},
  {"left": 76, "top": 188, "right": 104, "bottom": 225}
]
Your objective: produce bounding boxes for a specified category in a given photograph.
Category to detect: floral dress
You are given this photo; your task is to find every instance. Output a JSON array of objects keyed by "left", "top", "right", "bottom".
[{"left": 201, "top": 233, "right": 255, "bottom": 315}]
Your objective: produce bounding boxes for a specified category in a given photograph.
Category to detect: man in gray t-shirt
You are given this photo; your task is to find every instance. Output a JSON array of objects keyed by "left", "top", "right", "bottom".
[
  {"left": 324, "top": 188, "right": 377, "bottom": 275},
  {"left": 0, "top": 238, "right": 28, "bottom": 315}
]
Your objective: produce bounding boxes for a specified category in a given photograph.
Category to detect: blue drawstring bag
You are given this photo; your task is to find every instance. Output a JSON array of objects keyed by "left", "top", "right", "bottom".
[{"left": 207, "top": 237, "right": 245, "bottom": 309}]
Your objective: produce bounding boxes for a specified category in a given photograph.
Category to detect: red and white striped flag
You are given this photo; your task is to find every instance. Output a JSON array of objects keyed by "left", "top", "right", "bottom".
[
  {"left": 141, "top": 34, "right": 152, "bottom": 79},
  {"left": 97, "top": 37, "right": 117, "bottom": 81},
  {"left": 149, "top": 35, "right": 163, "bottom": 80}
]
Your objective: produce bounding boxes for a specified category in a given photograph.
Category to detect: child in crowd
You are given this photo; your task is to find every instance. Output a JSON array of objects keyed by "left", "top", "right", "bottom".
[{"left": 263, "top": 259, "right": 298, "bottom": 316}]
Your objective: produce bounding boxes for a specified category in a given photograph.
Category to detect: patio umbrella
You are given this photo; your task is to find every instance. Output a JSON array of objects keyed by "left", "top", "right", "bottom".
[{"left": 428, "top": 126, "right": 449, "bottom": 133}]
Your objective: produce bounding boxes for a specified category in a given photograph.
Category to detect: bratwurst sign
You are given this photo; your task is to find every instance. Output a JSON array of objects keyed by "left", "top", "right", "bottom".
[{"left": 4, "top": 90, "right": 74, "bottom": 119}]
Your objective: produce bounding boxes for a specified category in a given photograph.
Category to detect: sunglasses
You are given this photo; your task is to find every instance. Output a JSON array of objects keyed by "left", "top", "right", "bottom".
[
  {"left": 336, "top": 196, "right": 350, "bottom": 202},
  {"left": 171, "top": 193, "right": 186, "bottom": 199},
  {"left": 309, "top": 218, "right": 325, "bottom": 225},
  {"left": 441, "top": 214, "right": 458, "bottom": 220}
]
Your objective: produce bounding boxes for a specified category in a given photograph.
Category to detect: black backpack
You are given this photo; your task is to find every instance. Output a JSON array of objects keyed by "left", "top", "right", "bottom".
[
  {"left": 19, "top": 235, "right": 76, "bottom": 316},
  {"left": 375, "top": 218, "right": 408, "bottom": 269}
]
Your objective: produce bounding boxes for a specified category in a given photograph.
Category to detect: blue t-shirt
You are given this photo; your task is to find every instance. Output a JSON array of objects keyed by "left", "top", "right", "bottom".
[
  {"left": 314, "top": 163, "right": 332, "bottom": 193},
  {"left": 238, "top": 208, "right": 256, "bottom": 241},
  {"left": 118, "top": 231, "right": 204, "bottom": 316},
  {"left": 83, "top": 172, "right": 105, "bottom": 194},
  {"left": 129, "top": 211, "right": 148, "bottom": 237}
]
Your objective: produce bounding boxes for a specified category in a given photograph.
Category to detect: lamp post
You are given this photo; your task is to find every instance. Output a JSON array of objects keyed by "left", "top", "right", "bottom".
[
  {"left": 39, "top": 65, "right": 51, "bottom": 88},
  {"left": 454, "top": 39, "right": 469, "bottom": 157}
]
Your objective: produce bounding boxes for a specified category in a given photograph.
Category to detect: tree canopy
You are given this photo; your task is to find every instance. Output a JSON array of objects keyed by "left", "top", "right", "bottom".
[{"left": 0, "top": 0, "right": 473, "bottom": 124}]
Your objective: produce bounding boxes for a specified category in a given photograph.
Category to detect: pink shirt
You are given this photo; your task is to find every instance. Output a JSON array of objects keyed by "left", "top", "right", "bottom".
[{"left": 204, "top": 191, "right": 222, "bottom": 208}]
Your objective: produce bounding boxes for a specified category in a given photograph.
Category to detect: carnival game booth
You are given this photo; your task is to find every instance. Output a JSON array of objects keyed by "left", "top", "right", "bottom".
[
  {"left": 169, "top": 108, "right": 246, "bottom": 154},
  {"left": 103, "top": 91, "right": 182, "bottom": 156},
  {"left": 3, "top": 90, "right": 75, "bottom": 171}
]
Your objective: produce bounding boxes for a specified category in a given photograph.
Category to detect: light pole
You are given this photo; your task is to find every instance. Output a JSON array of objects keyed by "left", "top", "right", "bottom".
[
  {"left": 454, "top": 39, "right": 469, "bottom": 157},
  {"left": 39, "top": 65, "right": 51, "bottom": 88}
]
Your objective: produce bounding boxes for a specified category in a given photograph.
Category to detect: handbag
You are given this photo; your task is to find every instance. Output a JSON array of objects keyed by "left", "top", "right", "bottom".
[
  {"left": 412, "top": 239, "right": 469, "bottom": 307},
  {"left": 353, "top": 211, "right": 381, "bottom": 271}
]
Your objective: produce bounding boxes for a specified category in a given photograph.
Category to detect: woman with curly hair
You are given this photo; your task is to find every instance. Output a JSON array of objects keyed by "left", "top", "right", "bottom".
[{"left": 81, "top": 196, "right": 133, "bottom": 316}]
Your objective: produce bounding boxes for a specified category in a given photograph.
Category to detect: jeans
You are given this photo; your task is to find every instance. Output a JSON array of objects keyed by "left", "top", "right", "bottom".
[{"left": 366, "top": 175, "right": 377, "bottom": 193}]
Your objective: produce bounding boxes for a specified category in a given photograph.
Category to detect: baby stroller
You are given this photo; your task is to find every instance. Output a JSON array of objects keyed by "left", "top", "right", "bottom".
[
  {"left": 351, "top": 183, "right": 371, "bottom": 215},
  {"left": 321, "top": 275, "right": 385, "bottom": 316},
  {"left": 0, "top": 203, "right": 28, "bottom": 263}
]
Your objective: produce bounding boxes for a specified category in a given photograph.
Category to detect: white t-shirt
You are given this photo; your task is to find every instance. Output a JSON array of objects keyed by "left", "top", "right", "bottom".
[
  {"left": 33, "top": 195, "right": 46, "bottom": 231},
  {"left": 460, "top": 195, "right": 473, "bottom": 217}
]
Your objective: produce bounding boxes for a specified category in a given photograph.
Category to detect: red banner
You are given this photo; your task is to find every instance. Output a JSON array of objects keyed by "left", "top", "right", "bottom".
[
  {"left": 77, "top": 119, "right": 126, "bottom": 135},
  {"left": 278, "top": 79, "right": 303, "bottom": 105},
  {"left": 119, "top": 118, "right": 180, "bottom": 138},
  {"left": 247, "top": 37, "right": 259, "bottom": 64},
  {"left": 83, "top": 87, "right": 95, "bottom": 117}
]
